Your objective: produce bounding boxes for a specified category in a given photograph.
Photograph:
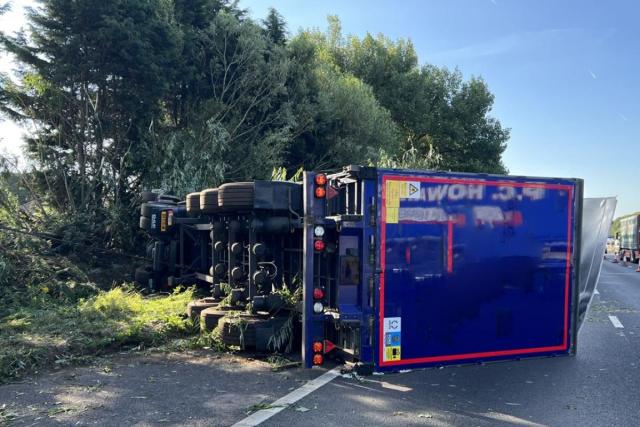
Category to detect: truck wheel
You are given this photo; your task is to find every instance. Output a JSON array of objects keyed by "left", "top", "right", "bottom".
[
  {"left": 218, "top": 314, "right": 264, "bottom": 348},
  {"left": 218, "top": 182, "right": 254, "bottom": 210},
  {"left": 134, "top": 267, "right": 152, "bottom": 286},
  {"left": 200, "top": 308, "right": 227, "bottom": 331},
  {"left": 186, "top": 300, "right": 219, "bottom": 320},
  {"left": 186, "top": 192, "right": 201, "bottom": 215},
  {"left": 139, "top": 216, "right": 150, "bottom": 230},
  {"left": 141, "top": 191, "right": 157, "bottom": 202},
  {"left": 200, "top": 188, "right": 220, "bottom": 214}
]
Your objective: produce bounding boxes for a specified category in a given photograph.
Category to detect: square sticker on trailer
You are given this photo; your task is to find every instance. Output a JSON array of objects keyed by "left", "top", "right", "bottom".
[
  {"left": 383, "top": 317, "right": 402, "bottom": 361},
  {"left": 405, "top": 182, "right": 421, "bottom": 199},
  {"left": 384, "top": 317, "right": 401, "bottom": 333}
]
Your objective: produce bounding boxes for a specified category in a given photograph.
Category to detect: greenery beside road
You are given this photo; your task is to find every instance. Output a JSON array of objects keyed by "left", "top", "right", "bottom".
[
  {"left": 0, "top": 181, "right": 197, "bottom": 383},
  {"left": 0, "top": 281, "right": 195, "bottom": 384}
]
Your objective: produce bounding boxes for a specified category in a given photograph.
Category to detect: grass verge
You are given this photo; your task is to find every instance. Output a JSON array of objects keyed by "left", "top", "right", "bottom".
[{"left": 0, "top": 286, "right": 196, "bottom": 384}]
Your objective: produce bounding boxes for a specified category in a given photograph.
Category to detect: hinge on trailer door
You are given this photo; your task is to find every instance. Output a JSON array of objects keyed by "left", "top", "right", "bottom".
[
  {"left": 369, "top": 198, "right": 376, "bottom": 226},
  {"left": 369, "top": 235, "right": 375, "bottom": 265},
  {"left": 368, "top": 315, "right": 374, "bottom": 346}
]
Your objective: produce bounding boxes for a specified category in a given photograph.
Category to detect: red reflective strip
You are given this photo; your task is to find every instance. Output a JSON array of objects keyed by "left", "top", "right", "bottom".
[
  {"left": 379, "top": 175, "right": 574, "bottom": 367},
  {"left": 379, "top": 177, "right": 387, "bottom": 365},
  {"left": 381, "top": 344, "right": 568, "bottom": 366},
  {"left": 379, "top": 175, "right": 574, "bottom": 191}
]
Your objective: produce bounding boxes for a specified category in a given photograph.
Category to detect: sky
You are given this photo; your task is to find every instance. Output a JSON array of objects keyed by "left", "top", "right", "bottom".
[{"left": 0, "top": 0, "right": 638, "bottom": 216}]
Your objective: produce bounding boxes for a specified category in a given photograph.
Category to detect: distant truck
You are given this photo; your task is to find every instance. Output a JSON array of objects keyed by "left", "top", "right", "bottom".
[{"left": 618, "top": 214, "right": 640, "bottom": 262}]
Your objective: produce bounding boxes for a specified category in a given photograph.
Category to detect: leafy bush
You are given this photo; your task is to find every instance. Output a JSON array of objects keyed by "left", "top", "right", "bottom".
[
  {"left": 0, "top": 286, "right": 195, "bottom": 383},
  {"left": 0, "top": 174, "right": 198, "bottom": 383}
]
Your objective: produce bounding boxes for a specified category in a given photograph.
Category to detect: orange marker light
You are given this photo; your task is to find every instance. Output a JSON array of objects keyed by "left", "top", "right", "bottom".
[
  {"left": 313, "top": 341, "right": 324, "bottom": 353},
  {"left": 315, "top": 187, "right": 326, "bottom": 198},
  {"left": 313, "top": 354, "right": 324, "bottom": 365},
  {"left": 315, "top": 174, "right": 327, "bottom": 186}
]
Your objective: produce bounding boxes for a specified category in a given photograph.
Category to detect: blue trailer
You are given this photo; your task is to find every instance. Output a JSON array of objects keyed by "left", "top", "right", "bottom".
[{"left": 302, "top": 166, "right": 582, "bottom": 371}]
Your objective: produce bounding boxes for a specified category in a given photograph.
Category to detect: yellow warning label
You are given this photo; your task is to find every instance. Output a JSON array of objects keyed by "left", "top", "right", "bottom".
[
  {"left": 385, "top": 346, "right": 401, "bottom": 361},
  {"left": 386, "top": 180, "right": 406, "bottom": 224},
  {"left": 398, "top": 183, "right": 408, "bottom": 198},
  {"left": 386, "top": 181, "right": 406, "bottom": 207},
  {"left": 386, "top": 207, "right": 399, "bottom": 224}
]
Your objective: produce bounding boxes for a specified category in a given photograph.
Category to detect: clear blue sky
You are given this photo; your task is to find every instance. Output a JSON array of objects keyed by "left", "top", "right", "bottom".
[
  {"left": 238, "top": 0, "right": 639, "bottom": 217},
  {"left": 0, "top": 1, "right": 638, "bottom": 216}
]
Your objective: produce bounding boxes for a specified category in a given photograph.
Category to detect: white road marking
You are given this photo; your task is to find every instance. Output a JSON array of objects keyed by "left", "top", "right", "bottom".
[
  {"left": 232, "top": 366, "right": 341, "bottom": 427},
  {"left": 601, "top": 273, "right": 636, "bottom": 275},
  {"left": 609, "top": 315, "right": 624, "bottom": 329}
]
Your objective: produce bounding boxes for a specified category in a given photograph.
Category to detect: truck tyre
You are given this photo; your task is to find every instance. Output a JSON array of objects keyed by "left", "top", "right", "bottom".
[
  {"left": 218, "top": 182, "right": 254, "bottom": 210},
  {"left": 141, "top": 191, "right": 157, "bottom": 202},
  {"left": 140, "top": 203, "right": 151, "bottom": 217},
  {"left": 200, "top": 308, "right": 227, "bottom": 331},
  {"left": 186, "top": 192, "right": 201, "bottom": 215},
  {"left": 218, "top": 314, "right": 263, "bottom": 348},
  {"left": 200, "top": 188, "right": 220, "bottom": 214},
  {"left": 186, "top": 300, "right": 219, "bottom": 320},
  {"left": 139, "top": 216, "right": 150, "bottom": 230},
  {"left": 134, "top": 267, "right": 152, "bottom": 286}
]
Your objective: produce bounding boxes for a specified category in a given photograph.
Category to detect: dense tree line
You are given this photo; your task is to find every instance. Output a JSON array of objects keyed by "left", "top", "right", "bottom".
[{"left": 0, "top": 0, "right": 509, "bottom": 250}]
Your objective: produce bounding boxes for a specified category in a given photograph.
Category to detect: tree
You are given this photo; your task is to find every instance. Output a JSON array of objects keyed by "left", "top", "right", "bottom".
[
  {"left": 0, "top": 0, "right": 180, "bottom": 248},
  {"left": 263, "top": 7, "right": 287, "bottom": 46},
  {"left": 156, "top": 8, "right": 399, "bottom": 191},
  {"left": 155, "top": 9, "right": 294, "bottom": 194},
  {"left": 303, "top": 17, "right": 510, "bottom": 173},
  {"left": 282, "top": 32, "right": 399, "bottom": 171}
]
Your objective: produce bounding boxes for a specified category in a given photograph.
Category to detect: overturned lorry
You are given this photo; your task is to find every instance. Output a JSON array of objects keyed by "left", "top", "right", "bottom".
[{"left": 138, "top": 166, "right": 610, "bottom": 372}]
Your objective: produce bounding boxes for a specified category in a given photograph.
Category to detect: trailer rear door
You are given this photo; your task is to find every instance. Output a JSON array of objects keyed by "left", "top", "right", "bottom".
[{"left": 376, "top": 170, "right": 581, "bottom": 370}]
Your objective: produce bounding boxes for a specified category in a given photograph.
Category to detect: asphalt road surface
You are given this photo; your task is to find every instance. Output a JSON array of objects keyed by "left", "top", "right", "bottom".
[{"left": 1, "top": 256, "right": 639, "bottom": 426}]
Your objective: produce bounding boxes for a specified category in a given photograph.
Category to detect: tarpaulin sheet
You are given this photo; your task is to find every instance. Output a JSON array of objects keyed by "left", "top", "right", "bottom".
[{"left": 578, "top": 197, "right": 617, "bottom": 328}]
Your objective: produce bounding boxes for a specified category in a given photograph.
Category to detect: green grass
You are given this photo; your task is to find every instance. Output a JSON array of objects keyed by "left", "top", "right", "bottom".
[{"left": 0, "top": 286, "right": 197, "bottom": 383}]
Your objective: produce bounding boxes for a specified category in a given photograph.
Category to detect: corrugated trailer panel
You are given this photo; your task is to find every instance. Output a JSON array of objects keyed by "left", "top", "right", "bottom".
[{"left": 375, "top": 170, "right": 581, "bottom": 371}]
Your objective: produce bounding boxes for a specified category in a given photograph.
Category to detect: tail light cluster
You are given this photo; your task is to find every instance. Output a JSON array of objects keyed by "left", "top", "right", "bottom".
[
  {"left": 313, "top": 173, "right": 328, "bottom": 253},
  {"left": 314, "top": 173, "right": 327, "bottom": 198},
  {"left": 312, "top": 341, "right": 324, "bottom": 365},
  {"left": 312, "top": 224, "right": 326, "bottom": 314},
  {"left": 313, "top": 224, "right": 325, "bottom": 253},
  {"left": 160, "top": 209, "right": 175, "bottom": 232},
  {"left": 313, "top": 281, "right": 324, "bottom": 314},
  {"left": 312, "top": 173, "right": 328, "bottom": 366}
]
